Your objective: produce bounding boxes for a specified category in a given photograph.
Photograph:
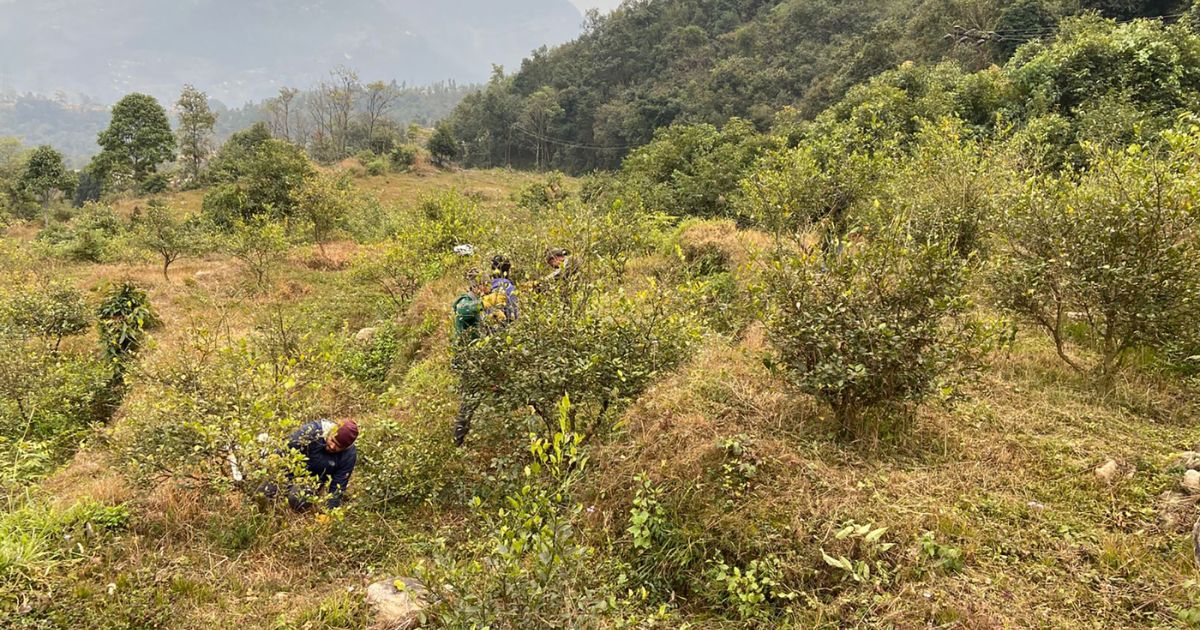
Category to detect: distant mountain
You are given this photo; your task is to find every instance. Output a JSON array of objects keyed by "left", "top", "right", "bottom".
[{"left": 0, "top": 0, "right": 584, "bottom": 104}]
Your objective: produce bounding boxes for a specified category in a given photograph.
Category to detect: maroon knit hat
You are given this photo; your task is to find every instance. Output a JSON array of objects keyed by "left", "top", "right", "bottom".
[{"left": 334, "top": 419, "right": 359, "bottom": 449}]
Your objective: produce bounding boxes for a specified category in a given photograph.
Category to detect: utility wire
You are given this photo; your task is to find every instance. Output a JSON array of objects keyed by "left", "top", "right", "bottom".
[
  {"left": 948, "top": 12, "right": 1188, "bottom": 45},
  {"left": 512, "top": 124, "right": 634, "bottom": 151}
]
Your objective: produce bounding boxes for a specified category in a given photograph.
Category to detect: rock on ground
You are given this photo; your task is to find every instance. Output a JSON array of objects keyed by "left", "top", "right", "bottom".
[
  {"left": 1095, "top": 459, "right": 1119, "bottom": 482},
  {"left": 1183, "top": 470, "right": 1200, "bottom": 495},
  {"left": 366, "top": 577, "right": 429, "bottom": 630},
  {"left": 1173, "top": 451, "right": 1200, "bottom": 472},
  {"left": 355, "top": 327, "right": 378, "bottom": 343}
]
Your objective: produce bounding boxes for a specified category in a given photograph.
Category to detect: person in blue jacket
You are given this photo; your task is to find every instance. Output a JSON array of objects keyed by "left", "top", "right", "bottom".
[
  {"left": 279, "top": 418, "right": 359, "bottom": 510},
  {"left": 486, "top": 254, "right": 519, "bottom": 323}
]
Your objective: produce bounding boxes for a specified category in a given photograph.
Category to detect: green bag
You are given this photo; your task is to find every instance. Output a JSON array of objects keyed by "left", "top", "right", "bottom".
[{"left": 452, "top": 293, "right": 483, "bottom": 337}]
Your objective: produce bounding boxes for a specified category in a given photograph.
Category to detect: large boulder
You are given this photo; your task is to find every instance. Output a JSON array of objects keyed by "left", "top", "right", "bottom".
[{"left": 365, "top": 577, "right": 429, "bottom": 630}]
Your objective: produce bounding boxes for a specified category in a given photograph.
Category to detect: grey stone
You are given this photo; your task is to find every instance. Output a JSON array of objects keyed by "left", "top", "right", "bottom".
[
  {"left": 1173, "top": 451, "right": 1200, "bottom": 472},
  {"left": 355, "top": 327, "right": 378, "bottom": 344},
  {"left": 366, "top": 577, "right": 429, "bottom": 630},
  {"left": 1183, "top": 470, "right": 1200, "bottom": 495},
  {"left": 1095, "top": 459, "right": 1119, "bottom": 482}
]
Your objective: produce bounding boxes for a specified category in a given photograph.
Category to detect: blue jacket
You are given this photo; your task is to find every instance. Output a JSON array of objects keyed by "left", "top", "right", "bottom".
[
  {"left": 286, "top": 420, "right": 357, "bottom": 508},
  {"left": 489, "top": 277, "right": 518, "bottom": 321}
]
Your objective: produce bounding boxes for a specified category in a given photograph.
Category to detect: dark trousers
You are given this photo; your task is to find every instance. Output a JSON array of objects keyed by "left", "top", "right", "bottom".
[
  {"left": 454, "top": 396, "right": 479, "bottom": 446},
  {"left": 259, "top": 482, "right": 317, "bottom": 511}
]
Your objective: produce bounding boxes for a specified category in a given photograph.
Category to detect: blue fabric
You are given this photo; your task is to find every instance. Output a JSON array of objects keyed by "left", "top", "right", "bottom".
[
  {"left": 489, "top": 277, "right": 519, "bottom": 321},
  {"left": 285, "top": 420, "right": 357, "bottom": 508}
]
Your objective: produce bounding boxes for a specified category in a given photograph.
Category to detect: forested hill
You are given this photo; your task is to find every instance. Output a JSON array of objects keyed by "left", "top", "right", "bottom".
[{"left": 447, "top": 0, "right": 1190, "bottom": 173}]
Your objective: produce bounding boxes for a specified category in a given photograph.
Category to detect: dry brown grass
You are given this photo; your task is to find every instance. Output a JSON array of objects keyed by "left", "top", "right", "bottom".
[
  {"left": 42, "top": 450, "right": 133, "bottom": 509},
  {"left": 13, "top": 167, "right": 1200, "bottom": 627},
  {"left": 585, "top": 325, "right": 1200, "bottom": 627}
]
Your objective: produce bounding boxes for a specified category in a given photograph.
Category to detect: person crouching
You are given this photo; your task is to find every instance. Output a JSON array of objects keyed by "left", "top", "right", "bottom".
[{"left": 277, "top": 418, "right": 359, "bottom": 510}]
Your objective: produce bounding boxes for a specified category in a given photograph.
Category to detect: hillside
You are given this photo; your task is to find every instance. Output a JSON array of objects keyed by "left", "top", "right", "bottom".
[
  {"left": 446, "top": 0, "right": 1191, "bottom": 172},
  {"left": 0, "top": 0, "right": 584, "bottom": 104},
  {"left": 3, "top": 7, "right": 1200, "bottom": 630}
]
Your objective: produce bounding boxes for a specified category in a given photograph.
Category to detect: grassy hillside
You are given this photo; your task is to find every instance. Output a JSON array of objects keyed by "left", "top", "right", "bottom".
[
  {"left": 2, "top": 153, "right": 1200, "bottom": 627},
  {"left": 3, "top": 11, "right": 1200, "bottom": 630}
]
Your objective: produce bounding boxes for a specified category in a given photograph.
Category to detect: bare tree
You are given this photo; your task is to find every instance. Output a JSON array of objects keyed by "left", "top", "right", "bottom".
[
  {"left": 265, "top": 87, "right": 299, "bottom": 142},
  {"left": 329, "top": 67, "right": 361, "bottom": 157},
  {"left": 362, "top": 80, "right": 398, "bottom": 141}
]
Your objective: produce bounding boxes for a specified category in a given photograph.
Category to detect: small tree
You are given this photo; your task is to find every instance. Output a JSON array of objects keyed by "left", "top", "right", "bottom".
[
  {"left": 990, "top": 136, "right": 1200, "bottom": 379},
  {"left": 96, "top": 282, "right": 158, "bottom": 366},
  {"left": 428, "top": 123, "right": 460, "bottom": 168},
  {"left": 291, "top": 173, "right": 351, "bottom": 256},
  {"left": 19, "top": 146, "right": 75, "bottom": 226},
  {"left": 739, "top": 131, "right": 884, "bottom": 243},
  {"left": 202, "top": 138, "right": 316, "bottom": 227},
  {"left": 134, "top": 203, "right": 205, "bottom": 281},
  {"left": 0, "top": 282, "right": 89, "bottom": 351},
  {"left": 96, "top": 93, "right": 176, "bottom": 186},
  {"left": 227, "top": 218, "right": 290, "bottom": 291},
  {"left": 762, "top": 222, "right": 990, "bottom": 440},
  {"left": 176, "top": 85, "right": 218, "bottom": 186},
  {"left": 457, "top": 285, "right": 697, "bottom": 441}
]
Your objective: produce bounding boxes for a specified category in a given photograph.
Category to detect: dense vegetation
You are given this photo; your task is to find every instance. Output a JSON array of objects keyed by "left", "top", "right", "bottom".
[
  {"left": 2, "top": 5, "right": 1200, "bottom": 629},
  {"left": 447, "top": 0, "right": 1193, "bottom": 172}
]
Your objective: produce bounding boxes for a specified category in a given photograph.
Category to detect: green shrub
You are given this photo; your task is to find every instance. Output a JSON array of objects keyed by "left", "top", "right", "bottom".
[
  {"left": 225, "top": 218, "right": 291, "bottom": 290},
  {"left": 390, "top": 145, "right": 418, "bottom": 171},
  {"left": 456, "top": 283, "right": 698, "bottom": 441},
  {"left": 201, "top": 139, "right": 316, "bottom": 227},
  {"left": 114, "top": 320, "right": 335, "bottom": 494},
  {"left": 132, "top": 203, "right": 210, "bottom": 281},
  {"left": 867, "top": 118, "right": 998, "bottom": 259},
  {"left": 738, "top": 129, "right": 885, "bottom": 240},
  {"left": 516, "top": 172, "right": 569, "bottom": 211},
  {"left": 357, "top": 356, "right": 462, "bottom": 507},
  {"left": 703, "top": 554, "right": 798, "bottom": 622},
  {"left": 406, "top": 190, "right": 489, "bottom": 255},
  {"left": 0, "top": 280, "right": 89, "bottom": 350},
  {"left": 350, "top": 230, "right": 452, "bottom": 312},
  {"left": 38, "top": 203, "right": 125, "bottom": 262},
  {"left": 761, "top": 223, "right": 994, "bottom": 439},
  {"left": 620, "top": 118, "right": 778, "bottom": 219},
  {"left": 96, "top": 282, "right": 158, "bottom": 364},
  {"left": 989, "top": 132, "right": 1200, "bottom": 379},
  {"left": 292, "top": 172, "right": 353, "bottom": 255},
  {"left": 365, "top": 158, "right": 387, "bottom": 177},
  {"left": 413, "top": 398, "right": 673, "bottom": 626},
  {"left": 136, "top": 172, "right": 170, "bottom": 195}
]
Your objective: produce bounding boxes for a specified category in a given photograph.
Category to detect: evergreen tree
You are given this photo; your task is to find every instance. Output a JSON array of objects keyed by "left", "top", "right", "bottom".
[
  {"left": 95, "top": 93, "right": 176, "bottom": 186},
  {"left": 19, "top": 145, "right": 75, "bottom": 226},
  {"left": 428, "top": 123, "right": 459, "bottom": 167}
]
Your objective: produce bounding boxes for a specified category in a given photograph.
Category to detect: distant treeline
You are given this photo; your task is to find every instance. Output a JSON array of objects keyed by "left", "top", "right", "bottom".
[{"left": 0, "top": 77, "right": 479, "bottom": 166}]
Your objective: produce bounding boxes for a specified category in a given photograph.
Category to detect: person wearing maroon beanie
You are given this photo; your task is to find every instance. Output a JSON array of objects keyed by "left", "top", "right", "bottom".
[{"left": 280, "top": 418, "right": 360, "bottom": 510}]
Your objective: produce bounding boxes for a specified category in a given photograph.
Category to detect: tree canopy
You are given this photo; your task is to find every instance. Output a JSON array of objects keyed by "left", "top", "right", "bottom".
[{"left": 94, "top": 93, "right": 176, "bottom": 186}]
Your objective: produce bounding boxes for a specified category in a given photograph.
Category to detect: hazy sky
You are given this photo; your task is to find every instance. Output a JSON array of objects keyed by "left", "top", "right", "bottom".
[{"left": 570, "top": 0, "right": 624, "bottom": 14}]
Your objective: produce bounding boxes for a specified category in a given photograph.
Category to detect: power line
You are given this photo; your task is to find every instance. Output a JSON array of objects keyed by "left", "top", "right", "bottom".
[
  {"left": 946, "top": 12, "right": 1189, "bottom": 46},
  {"left": 511, "top": 124, "right": 634, "bottom": 152}
]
